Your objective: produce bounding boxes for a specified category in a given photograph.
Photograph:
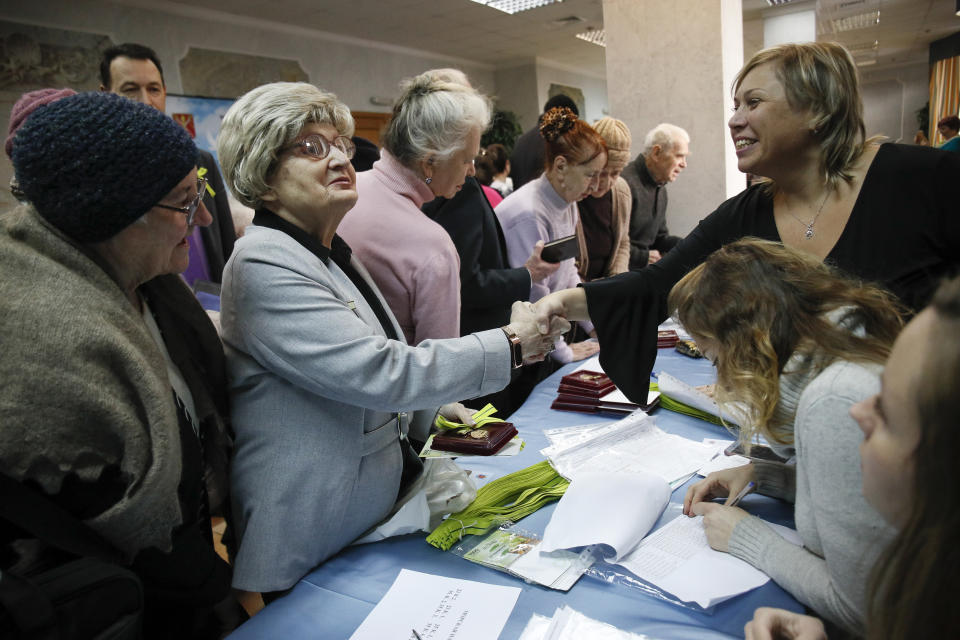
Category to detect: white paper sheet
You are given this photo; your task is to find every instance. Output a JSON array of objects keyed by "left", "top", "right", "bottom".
[
  {"left": 543, "top": 422, "right": 613, "bottom": 447},
  {"left": 697, "top": 454, "right": 751, "bottom": 476},
  {"left": 543, "top": 411, "right": 718, "bottom": 485},
  {"left": 348, "top": 569, "right": 520, "bottom": 640},
  {"left": 518, "top": 606, "right": 654, "bottom": 640},
  {"left": 540, "top": 471, "right": 670, "bottom": 562},
  {"left": 657, "top": 372, "right": 746, "bottom": 425},
  {"left": 616, "top": 515, "right": 800, "bottom": 609}
]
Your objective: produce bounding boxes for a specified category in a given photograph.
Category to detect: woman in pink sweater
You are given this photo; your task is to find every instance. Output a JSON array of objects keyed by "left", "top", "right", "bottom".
[{"left": 338, "top": 72, "right": 490, "bottom": 345}]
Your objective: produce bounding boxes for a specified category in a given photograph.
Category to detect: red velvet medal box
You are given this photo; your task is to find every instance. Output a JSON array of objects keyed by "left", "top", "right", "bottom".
[
  {"left": 431, "top": 423, "right": 518, "bottom": 455},
  {"left": 551, "top": 392, "right": 660, "bottom": 415},
  {"left": 558, "top": 370, "right": 616, "bottom": 396},
  {"left": 657, "top": 330, "right": 679, "bottom": 348}
]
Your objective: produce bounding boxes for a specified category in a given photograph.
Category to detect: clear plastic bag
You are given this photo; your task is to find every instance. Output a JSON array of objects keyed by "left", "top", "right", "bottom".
[
  {"left": 402, "top": 458, "right": 478, "bottom": 530},
  {"left": 583, "top": 562, "right": 716, "bottom": 615},
  {"left": 355, "top": 459, "right": 477, "bottom": 544},
  {"left": 450, "top": 522, "right": 597, "bottom": 591}
]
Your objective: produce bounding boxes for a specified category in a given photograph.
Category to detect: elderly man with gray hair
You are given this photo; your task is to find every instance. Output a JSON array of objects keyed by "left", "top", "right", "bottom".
[{"left": 622, "top": 123, "right": 689, "bottom": 269}]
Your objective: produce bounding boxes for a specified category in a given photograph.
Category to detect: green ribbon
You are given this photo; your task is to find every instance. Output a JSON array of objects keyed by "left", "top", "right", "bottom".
[
  {"left": 651, "top": 381, "right": 727, "bottom": 426},
  {"left": 435, "top": 403, "right": 504, "bottom": 435},
  {"left": 426, "top": 460, "right": 569, "bottom": 551}
]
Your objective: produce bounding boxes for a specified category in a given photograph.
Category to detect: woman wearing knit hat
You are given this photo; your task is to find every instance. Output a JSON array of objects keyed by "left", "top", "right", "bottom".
[
  {"left": 1, "top": 91, "right": 242, "bottom": 637},
  {"left": 4, "top": 87, "right": 76, "bottom": 200},
  {"left": 575, "top": 116, "right": 632, "bottom": 281}
]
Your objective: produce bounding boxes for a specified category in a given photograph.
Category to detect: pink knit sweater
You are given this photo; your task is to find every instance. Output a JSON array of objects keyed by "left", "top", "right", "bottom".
[{"left": 338, "top": 150, "right": 461, "bottom": 344}]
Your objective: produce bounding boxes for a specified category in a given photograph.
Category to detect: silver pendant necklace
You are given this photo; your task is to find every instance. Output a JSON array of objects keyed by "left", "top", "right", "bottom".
[{"left": 788, "top": 188, "right": 831, "bottom": 240}]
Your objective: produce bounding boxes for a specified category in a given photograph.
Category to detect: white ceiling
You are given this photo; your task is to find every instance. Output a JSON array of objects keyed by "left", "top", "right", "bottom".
[{"left": 158, "top": 0, "right": 959, "bottom": 77}]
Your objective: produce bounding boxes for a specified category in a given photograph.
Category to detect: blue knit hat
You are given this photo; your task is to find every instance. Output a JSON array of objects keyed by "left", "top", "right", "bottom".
[{"left": 11, "top": 92, "right": 197, "bottom": 243}]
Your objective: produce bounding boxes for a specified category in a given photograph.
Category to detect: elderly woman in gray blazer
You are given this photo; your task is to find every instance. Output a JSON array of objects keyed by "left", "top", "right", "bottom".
[{"left": 216, "top": 82, "right": 560, "bottom": 598}]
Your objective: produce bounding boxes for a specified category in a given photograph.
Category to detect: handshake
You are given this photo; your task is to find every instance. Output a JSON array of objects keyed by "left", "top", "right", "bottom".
[{"left": 502, "top": 296, "right": 574, "bottom": 363}]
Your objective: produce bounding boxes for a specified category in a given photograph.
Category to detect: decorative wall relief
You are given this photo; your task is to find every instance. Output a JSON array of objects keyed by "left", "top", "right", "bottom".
[
  {"left": 179, "top": 48, "right": 307, "bottom": 99},
  {"left": 0, "top": 21, "right": 108, "bottom": 91},
  {"left": 547, "top": 83, "right": 585, "bottom": 118}
]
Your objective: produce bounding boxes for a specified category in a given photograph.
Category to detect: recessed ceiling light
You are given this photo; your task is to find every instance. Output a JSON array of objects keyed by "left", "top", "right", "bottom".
[
  {"left": 765, "top": 0, "right": 796, "bottom": 5},
  {"left": 576, "top": 28, "right": 606, "bottom": 46},
  {"left": 855, "top": 59, "right": 877, "bottom": 66},
  {"left": 830, "top": 10, "right": 880, "bottom": 33},
  {"left": 470, "top": 0, "right": 563, "bottom": 15}
]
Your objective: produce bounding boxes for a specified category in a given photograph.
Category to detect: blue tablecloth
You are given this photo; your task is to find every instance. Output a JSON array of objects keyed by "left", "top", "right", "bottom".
[{"left": 228, "top": 349, "right": 802, "bottom": 639}]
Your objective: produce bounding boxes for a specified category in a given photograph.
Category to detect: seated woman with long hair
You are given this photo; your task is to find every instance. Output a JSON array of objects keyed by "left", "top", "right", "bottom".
[
  {"left": 678, "top": 238, "right": 901, "bottom": 636},
  {"left": 744, "top": 275, "right": 960, "bottom": 639}
]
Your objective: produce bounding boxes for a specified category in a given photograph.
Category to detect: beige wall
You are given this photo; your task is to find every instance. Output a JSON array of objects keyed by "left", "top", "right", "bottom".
[
  {"left": 603, "top": 0, "right": 744, "bottom": 237},
  {"left": 860, "top": 62, "right": 929, "bottom": 143},
  {"left": 0, "top": 0, "right": 497, "bottom": 211}
]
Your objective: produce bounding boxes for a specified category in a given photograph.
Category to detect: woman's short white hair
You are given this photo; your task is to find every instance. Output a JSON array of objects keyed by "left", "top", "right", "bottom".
[
  {"left": 382, "top": 71, "right": 491, "bottom": 170},
  {"left": 217, "top": 82, "right": 354, "bottom": 210},
  {"left": 642, "top": 123, "right": 689, "bottom": 155}
]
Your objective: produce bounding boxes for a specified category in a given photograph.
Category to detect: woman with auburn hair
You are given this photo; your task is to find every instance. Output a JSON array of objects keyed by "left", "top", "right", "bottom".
[
  {"left": 678, "top": 238, "right": 901, "bottom": 636},
  {"left": 497, "top": 106, "right": 607, "bottom": 363},
  {"left": 744, "top": 275, "right": 960, "bottom": 639},
  {"left": 532, "top": 42, "right": 960, "bottom": 402}
]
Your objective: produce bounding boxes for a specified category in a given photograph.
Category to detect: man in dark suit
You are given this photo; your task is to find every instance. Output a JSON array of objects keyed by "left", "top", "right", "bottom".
[
  {"left": 100, "top": 43, "right": 235, "bottom": 288},
  {"left": 424, "top": 176, "right": 558, "bottom": 414},
  {"left": 508, "top": 94, "right": 579, "bottom": 191}
]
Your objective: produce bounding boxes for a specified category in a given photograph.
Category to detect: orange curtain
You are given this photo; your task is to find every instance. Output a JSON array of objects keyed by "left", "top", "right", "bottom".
[{"left": 929, "top": 55, "right": 960, "bottom": 145}]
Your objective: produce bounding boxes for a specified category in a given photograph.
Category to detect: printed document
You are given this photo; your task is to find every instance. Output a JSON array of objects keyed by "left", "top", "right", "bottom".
[
  {"left": 615, "top": 515, "right": 801, "bottom": 608},
  {"left": 349, "top": 569, "right": 519, "bottom": 640},
  {"left": 542, "top": 411, "right": 717, "bottom": 485},
  {"left": 540, "top": 471, "right": 670, "bottom": 562}
]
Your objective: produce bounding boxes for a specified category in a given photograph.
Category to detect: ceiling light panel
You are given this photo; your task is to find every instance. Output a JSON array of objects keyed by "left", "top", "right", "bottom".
[
  {"left": 830, "top": 10, "right": 880, "bottom": 33},
  {"left": 470, "top": 0, "right": 563, "bottom": 15},
  {"left": 575, "top": 28, "right": 606, "bottom": 46}
]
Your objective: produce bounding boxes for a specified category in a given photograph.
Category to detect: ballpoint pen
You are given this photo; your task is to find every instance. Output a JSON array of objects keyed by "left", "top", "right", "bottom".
[
  {"left": 411, "top": 629, "right": 423, "bottom": 640},
  {"left": 728, "top": 481, "right": 755, "bottom": 507}
]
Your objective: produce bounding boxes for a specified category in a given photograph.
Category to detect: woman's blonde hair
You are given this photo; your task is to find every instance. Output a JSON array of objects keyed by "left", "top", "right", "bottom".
[
  {"left": 382, "top": 72, "right": 491, "bottom": 170},
  {"left": 734, "top": 42, "right": 870, "bottom": 191},
  {"left": 217, "top": 82, "right": 354, "bottom": 210},
  {"left": 668, "top": 238, "right": 902, "bottom": 445}
]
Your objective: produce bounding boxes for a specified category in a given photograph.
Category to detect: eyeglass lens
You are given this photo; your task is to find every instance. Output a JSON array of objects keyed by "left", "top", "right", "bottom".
[
  {"left": 301, "top": 135, "right": 355, "bottom": 160},
  {"left": 186, "top": 178, "right": 206, "bottom": 224}
]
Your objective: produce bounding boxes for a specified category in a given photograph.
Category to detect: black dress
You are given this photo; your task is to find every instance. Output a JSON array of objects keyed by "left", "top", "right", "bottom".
[{"left": 583, "top": 143, "right": 960, "bottom": 403}]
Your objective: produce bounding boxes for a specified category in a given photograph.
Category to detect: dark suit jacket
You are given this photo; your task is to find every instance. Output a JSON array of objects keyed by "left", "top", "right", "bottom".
[
  {"left": 508, "top": 125, "right": 546, "bottom": 191},
  {"left": 197, "top": 149, "right": 236, "bottom": 284},
  {"left": 423, "top": 177, "right": 530, "bottom": 335}
]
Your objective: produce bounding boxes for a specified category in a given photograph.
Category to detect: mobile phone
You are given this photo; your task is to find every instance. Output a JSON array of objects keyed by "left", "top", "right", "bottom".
[{"left": 540, "top": 234, "right": 580, "bottom": 263}]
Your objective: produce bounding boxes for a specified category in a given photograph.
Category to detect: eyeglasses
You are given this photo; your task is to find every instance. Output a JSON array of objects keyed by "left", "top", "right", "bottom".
[
  {"left": 155, "top": 177, "right": 208, "bottom": 225},
  {"left": 283, "top": 134, "right": 356, "bottom": 161}
]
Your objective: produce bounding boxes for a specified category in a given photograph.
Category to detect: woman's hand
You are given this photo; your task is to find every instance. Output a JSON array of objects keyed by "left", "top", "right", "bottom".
[
  {"left": 504, "top": 301, "right": 569, "bottom": 362},
  {"left": 524, "top": 241, "right": 562, "bottom": 283},
  {"left": 439, "top": 403, "right": 475, "bottom": 426},
  {"left": 683, "top": 463, "right": 755, "bottom": 515},
  {"left": 532, "top": 288, "right": 590, "bottom": 333},
  {"left": 568, "top": 340, "right": 600, "bottom": 361},
  {"left": 690, "top": 502, "right": 749, "bottom": 552},
  {"left": 744, "top": 608, "right": 827, "bottom": 640}
]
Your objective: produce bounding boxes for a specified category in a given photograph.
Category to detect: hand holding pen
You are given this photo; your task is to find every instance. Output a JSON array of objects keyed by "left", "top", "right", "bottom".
[
  {"left": 727, "top": 481, "right": 755, "bottom": 507},
  {"left": 683, "top": 463, "right": 756, "bottom": 516}
]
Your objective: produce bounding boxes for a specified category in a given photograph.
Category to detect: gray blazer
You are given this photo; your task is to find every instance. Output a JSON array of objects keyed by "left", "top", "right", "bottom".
[{"left": 221, "top": 226, "right": 511, "bottom": 591}]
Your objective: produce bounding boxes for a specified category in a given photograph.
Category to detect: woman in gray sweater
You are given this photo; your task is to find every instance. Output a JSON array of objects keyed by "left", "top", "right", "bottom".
[{"left": 676, "top": 239, "right": 902, "bottom": 636}]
